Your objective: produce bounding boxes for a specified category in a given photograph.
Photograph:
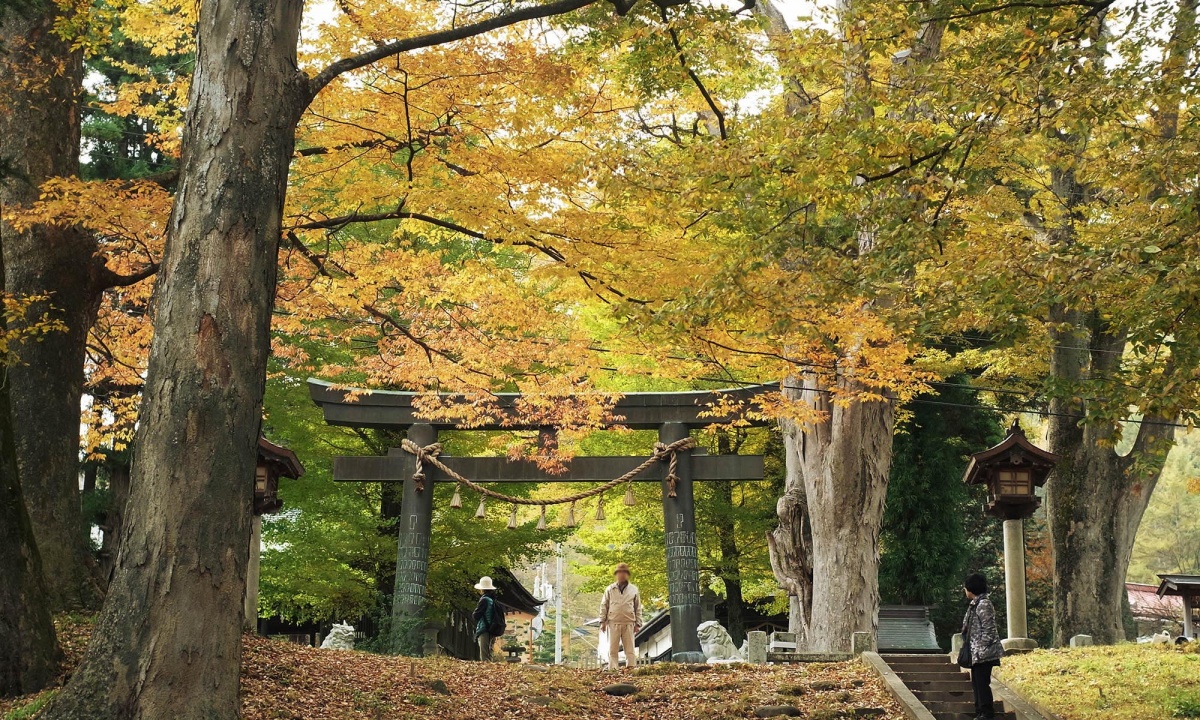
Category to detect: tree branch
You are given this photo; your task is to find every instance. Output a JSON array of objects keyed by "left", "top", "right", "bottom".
[
  {"left": 920, "top": 0, "right": 1112, "bottom": 22},
  {"left": 289, "top": 209, "right": 650, "bottom": 304},
  {"left": 660, "top": 6, "right": 727, "bottom": 140},
  {"left": 96, "top": 262, "right": 159, "bottom": 291},
  {"left": 855, "top": 141, "right": 952, "bottom": 184},
  {"left": 306, "top": 0, "right": 602, "bottom": 102}
]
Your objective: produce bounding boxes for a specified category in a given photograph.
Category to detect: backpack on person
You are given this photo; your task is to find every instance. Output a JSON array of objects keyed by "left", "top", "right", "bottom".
[{"left": 486, "top": 596, "right": 507, "bottom": 637}]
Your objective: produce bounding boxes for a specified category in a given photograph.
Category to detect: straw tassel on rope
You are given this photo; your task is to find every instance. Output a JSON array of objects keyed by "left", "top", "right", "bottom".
[
  {"left": 623, "top": 482, "right": 636, "bottom": 506},
  {"left": 566, "top": 501, "right": 576, "bottom": 528},
  {"left": 536, "top": 505, "right": 547, "bottom": 531},
  {"left": 475, "top": 497, "right": 487, "bottom": 519},
  {"left": 595, "top": 494, "right": 605, "bottom": 521},
  {"left": 450, "top": 483, "right": 463, "bottom": 509},
  {"left": 508, "top": 504, "right": 519, "bottom": 529}
]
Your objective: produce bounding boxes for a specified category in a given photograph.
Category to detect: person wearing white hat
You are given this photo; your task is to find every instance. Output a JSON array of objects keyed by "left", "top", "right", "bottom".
[
  {"left": 599, "top": 563, "right": 641, "bottom": 669},
  {"left": 472, "top": 576, "right": 504, "bottom": 661}
]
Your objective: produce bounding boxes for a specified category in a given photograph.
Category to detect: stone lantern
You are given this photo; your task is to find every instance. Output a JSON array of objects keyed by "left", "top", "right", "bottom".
[
  {"left": 246, "top": 437, "right": 304, "bottom": 631},
  {"left": 963, "top": 420, "right": 1058, "bottom": 651}
]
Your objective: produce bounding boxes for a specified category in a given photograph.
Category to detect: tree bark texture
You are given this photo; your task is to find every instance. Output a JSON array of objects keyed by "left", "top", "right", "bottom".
[
  {"left": 0, "top": 237, "right": 62, "bottom": 696},
  {"left": 0, "top": 0, "right": 106, "bottom": 612},
  {"left": 42, "top": 0, "right": 306, "bottom": 715},
  {"left": 768, "top": 375, "right": 894, "bottom": 653},
  {"left": 1045, "top": 306, "right": 1175, "bottom": 645},
  {"left": 0, "top": 359, "right": 62, "bottom": 697}
]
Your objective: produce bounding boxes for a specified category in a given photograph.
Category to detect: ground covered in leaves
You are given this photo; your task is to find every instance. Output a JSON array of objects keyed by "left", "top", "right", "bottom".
[
  {"left": 998, "top": 641, "right": 1200, "bottom": 720},
  {"left": 3, "top": 616, "right": 905, "bottom": 720},
  {"left": 241, "top": 635, "right": 905, "bottom": 720}
]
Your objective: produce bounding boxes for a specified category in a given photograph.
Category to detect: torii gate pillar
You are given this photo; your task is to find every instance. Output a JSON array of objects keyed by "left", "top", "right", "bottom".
[
  {"left": 660, "top": 422, "right": 704, "bottom": 662},
  {"left": 391, "top": 423, "right": 436, "bottom": 655}
]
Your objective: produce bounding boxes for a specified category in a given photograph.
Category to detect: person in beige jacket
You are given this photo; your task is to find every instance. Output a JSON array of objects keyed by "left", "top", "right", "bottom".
[{"left": 599, "top": 562, "right": 642, "bottom": 669}]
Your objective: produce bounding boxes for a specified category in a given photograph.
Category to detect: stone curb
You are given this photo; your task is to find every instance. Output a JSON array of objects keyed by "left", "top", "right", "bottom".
[
  {"left": 992, "top": 676, "right": 1061, "bottom": 720},
  {"left": 859, "top": 652, "right": 937, "bottom": 720}
]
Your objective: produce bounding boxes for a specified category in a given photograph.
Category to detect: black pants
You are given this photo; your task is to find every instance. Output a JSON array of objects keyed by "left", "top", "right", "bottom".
[{"left": 970, "top": 662, "right": 997, "bottom": 718}]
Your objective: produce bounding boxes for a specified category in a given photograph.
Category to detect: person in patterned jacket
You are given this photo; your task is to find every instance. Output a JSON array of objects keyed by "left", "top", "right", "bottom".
[{"left": 963, "top": 573, "right": 1005, "bottom": 719}]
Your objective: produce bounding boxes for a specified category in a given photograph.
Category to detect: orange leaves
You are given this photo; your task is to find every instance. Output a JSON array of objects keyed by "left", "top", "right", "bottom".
[
  {"left": 4, "top": 177, "right": 168, "bottom": 456},
  {"left": 6, "top": 177, "right": 169, "bottom": 266},
  {"left": 0, "top": 293, "right": 68, "bottom": 364},
  {"left": 274, "top": 238, "right": 608, "bottom": 416}
]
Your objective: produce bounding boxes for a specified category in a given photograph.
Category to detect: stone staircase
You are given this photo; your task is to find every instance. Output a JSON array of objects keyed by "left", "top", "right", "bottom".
[{"left": 880, "top": 654, "right": 1016, "bottom": 720}]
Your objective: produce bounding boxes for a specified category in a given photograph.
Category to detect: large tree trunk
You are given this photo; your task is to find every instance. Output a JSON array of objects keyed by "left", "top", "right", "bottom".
[
  {"left": 1045, "top": 307, "right": 1175, "bottom": 645},
  {"left": 0, "top": 350, "right": 62, "bottom": 697},
  {"left": 0, "top": 251, "right": 62, "bottom": 696},
  {"left": 769, "top": 375, "right": 894, "bottom": 652},
  {"left": 42, "top": 0, "right": 305, "bottom": 715},
  {"left": 0, "top": 0, "right": 106, "bottom": 612}
]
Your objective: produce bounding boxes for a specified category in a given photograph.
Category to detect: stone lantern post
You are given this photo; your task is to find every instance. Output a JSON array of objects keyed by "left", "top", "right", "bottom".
[
  {"left": 963, "top": 420, "right": 1059, "bottom": 652},
  {"left": 247, "top": 437, "right": 304, "bottom": 631}
]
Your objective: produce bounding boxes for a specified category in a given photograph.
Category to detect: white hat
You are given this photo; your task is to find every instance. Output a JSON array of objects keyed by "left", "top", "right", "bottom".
[{"left": 475, "top": 576, "right": 496, "bottom": 591}]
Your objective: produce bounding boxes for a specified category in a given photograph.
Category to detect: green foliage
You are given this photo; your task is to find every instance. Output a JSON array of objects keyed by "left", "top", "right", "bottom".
[
  {"left": 2, "top": 692, "right": 56, "bottom": 720},
  {"left": 81, "top": 7, "right": 186, "bottom": 182},
  {"left": 257, "top": 364, "right": 568, "bottom": 627},
  {"left": 532, "top": 611, "right": 557, "bottom": 663},
  {"left": 879, "top": 379, "right": 1004, "bottom": 644},
  {"left": 572, "top": 426, "right": 781, "bottom": 615},
  {"left": 1168, "top": 689, "right": 1200, "bottom": 718},
  {"left": 1130, "top": 430, "right": 1200, "bottom": 583}
]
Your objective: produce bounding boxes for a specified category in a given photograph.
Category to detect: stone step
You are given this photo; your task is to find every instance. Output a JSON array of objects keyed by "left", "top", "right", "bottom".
[
  {"left": 890, "top": 662, "right": 959, "bottom": 672},
  {"left": 905, "top": 680, "right": 981, "bottom": 692},
  {"left": 932, "top": 713, "right": 1016, "bottom": 720},
  {"left": 924, "top": 700, "right": 991, "bottom": 714},
  {"left": 892, "top": 667, "right": 964, "bottom": 676},
  {"left": 881, "top": 654, "right": 952, "bottom": 664},
  {"left": 912, "top": 689, "right": 975, "bottom": 703}
]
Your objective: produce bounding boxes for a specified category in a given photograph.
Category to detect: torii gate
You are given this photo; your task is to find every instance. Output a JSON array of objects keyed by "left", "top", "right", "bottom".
[{"left": 308, "top": 378, "right": 771, "bottom": 661}]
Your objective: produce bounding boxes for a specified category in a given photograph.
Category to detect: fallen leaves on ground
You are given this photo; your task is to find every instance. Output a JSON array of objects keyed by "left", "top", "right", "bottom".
[
  {"left": 3, "top": 615, "right": 906, "bottom": 720},
  {"left": 240, "top": 634, "right": 905, "bottom": 720}
]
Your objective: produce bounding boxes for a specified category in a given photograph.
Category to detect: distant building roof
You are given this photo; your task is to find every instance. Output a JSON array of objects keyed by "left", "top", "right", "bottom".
[
  {"left": 1129, "top": 582, "right": 1183, "bottom": 620},
  {"left": 493, "top": 568, "right": 545, "bottom": 616},
  {"left": 634, "top": 609, "right": 671, "bottom": 643},
  {"left": 1157, "top": 574, "right": 1200, "bottom": 599},
  {"left": 878, "top": 605, "right": 941, "bottom": 652},
  {"left": 258, "top": 436, "right": 304, "bottom": 479}
]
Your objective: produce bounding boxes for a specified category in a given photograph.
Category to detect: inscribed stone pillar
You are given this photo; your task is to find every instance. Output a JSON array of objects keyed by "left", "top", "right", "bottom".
[
  {"left": 747, "top": 631, "right": 767, "bottom": 664},
  {"left": 391, "top": 423, "right": 436, "bottom": 655},
  {"left": 660, "top": 422, "right": 703, "bottom": 662}
]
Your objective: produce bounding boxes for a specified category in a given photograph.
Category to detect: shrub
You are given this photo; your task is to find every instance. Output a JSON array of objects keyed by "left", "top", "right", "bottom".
[{"left": 1167, "top": 690, "right": 1200, "bottom": 719}]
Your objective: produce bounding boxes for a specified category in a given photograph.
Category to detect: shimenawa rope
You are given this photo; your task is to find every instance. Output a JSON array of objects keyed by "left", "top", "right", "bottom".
[{"left": 398, "top": 436, "right": 695, "bottom": 507}]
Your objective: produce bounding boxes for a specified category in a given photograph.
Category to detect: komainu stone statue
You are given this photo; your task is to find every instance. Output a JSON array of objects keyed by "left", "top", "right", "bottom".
[
  {"left": 697, "top": 621, "right": 744, "bottom": 663},
  {"left": 320, "top": 622, "right": 356, "bottom": 650}
]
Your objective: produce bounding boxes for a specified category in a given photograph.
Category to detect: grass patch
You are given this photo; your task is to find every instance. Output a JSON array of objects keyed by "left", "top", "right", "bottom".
[
  {"left": 3, "top": 691, "right": 56, "bottom": 720},
  {"left": 997, "top": 642, "right": 1200, "bottom": 720}
]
